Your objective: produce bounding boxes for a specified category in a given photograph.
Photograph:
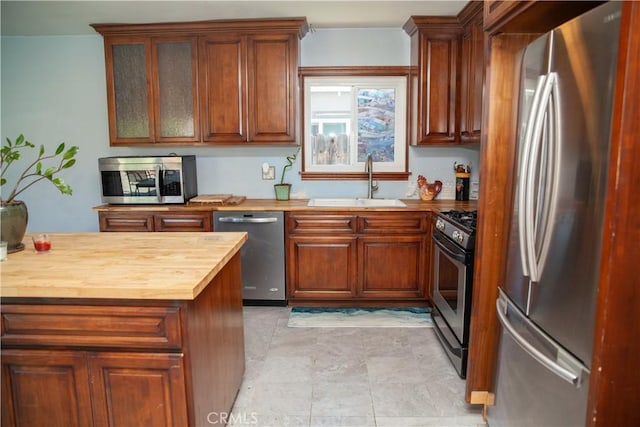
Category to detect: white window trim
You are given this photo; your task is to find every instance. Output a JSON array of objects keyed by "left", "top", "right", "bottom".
[{"left": 303, "top": 75, "right": 407, "bottom": 174}]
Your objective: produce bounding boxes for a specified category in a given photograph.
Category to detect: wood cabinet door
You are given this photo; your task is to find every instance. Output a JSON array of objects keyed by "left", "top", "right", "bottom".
[
  {"left": 460, "top": 12, "right": 484, "bottom": 143},
  {"left": 287, "top": 235, "right": 358, "bottom": 299},
  {"left": 247, "top": 33, "right": 298, "bottom": 144},
  {"left": 104, "top": 36, "right": 155, "bottom": 145},
  {"left": 99, "top": 211, "right": 155, "bottom": 232},
  {"left": 199, "top": 34, "right": 248, "bottom": 143},
  {"left": 89, "top": 352, "right": 189, "bottom": 427},
  {"left": 1, "top": 349, "right": 93, "bottom": 427},
  {"left": 152, "top": 37, "right": 200, "bottom": 143},
  {"left": 104, "top": 36, "right": 199, "bottom": 145},
  {"left": 358, "top": 235, "right": 427, "bottom": 299},
  {"left": 155, "top": 211, "right": 213, "bottom": 232},
  {"left": 417, "top": 31, "right": 459, "bottom": 145}
]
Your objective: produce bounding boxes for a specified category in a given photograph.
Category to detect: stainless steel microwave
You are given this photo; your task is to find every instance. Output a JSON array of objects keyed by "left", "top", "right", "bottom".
[{"left": 98, "top": 155, "right": 198, "bottom": 204}]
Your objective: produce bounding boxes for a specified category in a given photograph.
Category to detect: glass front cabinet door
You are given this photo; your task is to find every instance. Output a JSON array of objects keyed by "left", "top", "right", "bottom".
[{"left": 104, "top": 36, "right": 199, "bottom": 145}]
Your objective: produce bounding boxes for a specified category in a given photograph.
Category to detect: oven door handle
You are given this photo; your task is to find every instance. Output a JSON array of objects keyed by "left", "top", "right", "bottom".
[
  {"left": 432, "top": 311, "right": 463, "bottom": 357},
  {"left": 432, "top": 232, "right": 467, "bottom": 264}
]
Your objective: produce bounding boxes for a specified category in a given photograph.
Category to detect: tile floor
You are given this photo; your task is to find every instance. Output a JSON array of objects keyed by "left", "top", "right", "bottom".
[{"left": 229, "top": 306, "right": 486, "bottom": 427}]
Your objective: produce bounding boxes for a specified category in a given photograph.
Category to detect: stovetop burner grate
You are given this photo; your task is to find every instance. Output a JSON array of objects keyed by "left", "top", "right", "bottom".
[{"left": 440, "top": 210, "right": 478, "bottom": 233}]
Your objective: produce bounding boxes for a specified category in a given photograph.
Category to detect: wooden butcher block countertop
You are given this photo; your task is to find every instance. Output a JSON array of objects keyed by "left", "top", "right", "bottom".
[
  {"left": 94, "top": 198, "right": 478, "bottom": 212},
  {"left": 0, "top": 232, "right": 247, "bottom": 300}
]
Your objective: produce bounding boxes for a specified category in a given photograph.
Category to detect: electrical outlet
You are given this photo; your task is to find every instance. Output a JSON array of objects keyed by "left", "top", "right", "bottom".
[{"left": 262, "top": 165, "right": 275, "bottom": 180}]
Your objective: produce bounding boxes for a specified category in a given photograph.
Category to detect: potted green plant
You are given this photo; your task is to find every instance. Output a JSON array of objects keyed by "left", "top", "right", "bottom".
[
  {"left": 1, "top": 134, "right": 79, "bottom": 252},
  {"left": 274, "top": 148, "right": 300, "bottom": 201}
]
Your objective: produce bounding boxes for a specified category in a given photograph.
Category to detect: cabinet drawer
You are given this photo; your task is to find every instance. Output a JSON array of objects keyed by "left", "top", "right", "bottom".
[
  {"left": 1, "top": 304, "right": 182, "bottom": 350},
  {"left": 155, "top": 212, "right": 212, "bottom": 232},
  {"left": 287, "top": 213, "right": 357, "bottom": 234},
  {"left": 99, "top": 212, "right": 154, "bottom": 232},
  {"left": 359, "top": 213, "right": 427, "bottom": 234}
]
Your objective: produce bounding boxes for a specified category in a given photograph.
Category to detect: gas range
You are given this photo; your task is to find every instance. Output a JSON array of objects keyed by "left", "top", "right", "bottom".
[
  {"left": 434, "top": 210, "right": 478, "bottom": 251},
  {"left": 431, "top": 208, "right": 478, "bottom": 378}
]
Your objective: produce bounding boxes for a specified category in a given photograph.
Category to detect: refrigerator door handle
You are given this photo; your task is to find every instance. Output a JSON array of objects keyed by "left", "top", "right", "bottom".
[
  {"left": 533, "top": 72, "right": 561, "bottom": 282},
  {"left": 496, "top": 291, "right": 585, "bottom": 387},
  {"left": 518, "top": 75, "right": 547, "bottom": 278},
  {"left": 524, "top": 72, "right": 558, "bottom": 283}
]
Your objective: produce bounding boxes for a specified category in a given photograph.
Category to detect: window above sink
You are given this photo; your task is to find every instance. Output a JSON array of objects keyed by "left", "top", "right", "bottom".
[{"left": 300, "top": 67, "right": 411, "bottom": 181}]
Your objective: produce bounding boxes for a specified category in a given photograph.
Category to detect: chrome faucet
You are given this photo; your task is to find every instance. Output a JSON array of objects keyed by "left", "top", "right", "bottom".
[{"left": 365, "top": 154, "right": 379, "bottom": 199}]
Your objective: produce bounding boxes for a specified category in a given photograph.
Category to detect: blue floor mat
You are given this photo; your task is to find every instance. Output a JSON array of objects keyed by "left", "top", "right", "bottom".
[{"left": 288, "top": 307, "right": 433, "bottom": 328}]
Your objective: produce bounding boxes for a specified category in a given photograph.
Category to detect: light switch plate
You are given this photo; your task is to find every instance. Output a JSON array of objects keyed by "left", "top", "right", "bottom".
[{"left": 262, "top": 166, "right": 275, "bottom": 180}]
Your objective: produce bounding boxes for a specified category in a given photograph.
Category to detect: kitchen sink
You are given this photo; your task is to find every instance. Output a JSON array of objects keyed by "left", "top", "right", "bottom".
[{"left": 307, "top": 198, "right": 406, "bottom": 208}]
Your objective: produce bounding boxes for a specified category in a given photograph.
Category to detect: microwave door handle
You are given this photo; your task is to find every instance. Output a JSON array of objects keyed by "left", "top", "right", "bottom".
[{"left": 154, "top": 165, "right": 162, "bottom": 202}]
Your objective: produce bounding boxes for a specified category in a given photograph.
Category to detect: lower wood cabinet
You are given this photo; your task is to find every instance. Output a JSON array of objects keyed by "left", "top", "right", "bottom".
[
  {"left": 359, "top": 234, "right": 426, "bottom": 299},
  {"left": 1, "top": 350, "right": 188, "bottom": 427},
  {"left": 1, "top": 350, "right": 93, "bottom": 427},
  {"left": 98, "top": 210, "right": 213, "bottom": 232},
  {"left": 1, "top": 253, "right": 244, "bottom": 427},
  {"left": 89, "top": 352, "right": 188, "bottom": 426},
  {"left": 286, "top": 211, "right": 431, "bottom": 304},
  {"left": 287, "top": 235, "right": 358, "bottom": 299}
]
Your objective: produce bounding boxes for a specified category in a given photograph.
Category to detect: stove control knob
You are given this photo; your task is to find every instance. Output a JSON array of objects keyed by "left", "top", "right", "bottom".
[
  {"left": 452, "top": 230, "right": 464, "bottom": 244},
  {"left": 435, "top": 219, "right": 445, "bottom": 231}
]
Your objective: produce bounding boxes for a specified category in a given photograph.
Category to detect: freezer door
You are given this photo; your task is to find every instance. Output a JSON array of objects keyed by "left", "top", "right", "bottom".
[
  {"left": 503, "top": 32, "right": 551, "bottom": 311},
  {"left": 490, "top": 290, "right": 590, "bottom": 427},
  {"left": 526, "top": 1, "right": 622, "bottom": 367}
]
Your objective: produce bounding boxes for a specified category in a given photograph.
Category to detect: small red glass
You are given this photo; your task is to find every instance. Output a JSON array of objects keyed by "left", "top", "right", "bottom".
[{"left": 32, "top": 234, "right": 51, "bottom": 252}]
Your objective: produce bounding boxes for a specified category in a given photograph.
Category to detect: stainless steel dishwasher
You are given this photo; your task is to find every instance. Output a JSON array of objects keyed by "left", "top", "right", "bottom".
[{"left": 213, "top": 211, "right": 285, "bottom": 305}]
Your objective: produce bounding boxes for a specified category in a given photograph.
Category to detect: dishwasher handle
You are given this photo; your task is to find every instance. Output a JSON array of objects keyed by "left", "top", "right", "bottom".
[{"left": 217, "top": 216, "right": 279, "bottom": 224}]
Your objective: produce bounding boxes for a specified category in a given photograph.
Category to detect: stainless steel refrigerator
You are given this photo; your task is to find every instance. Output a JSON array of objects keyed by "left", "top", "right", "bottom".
[{"left": 489, "top": 3, "right": 622, "bottom": 426}]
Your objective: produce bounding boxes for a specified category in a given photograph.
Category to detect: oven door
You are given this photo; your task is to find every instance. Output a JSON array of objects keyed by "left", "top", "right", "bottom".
[{"left": 431, "top": 231, "right": 472, "bottom": 345}]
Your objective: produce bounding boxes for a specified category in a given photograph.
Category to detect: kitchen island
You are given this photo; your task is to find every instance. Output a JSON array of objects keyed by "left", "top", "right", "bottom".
[{"left": 1, "top": 232, "right": 248, "bottom": 427}]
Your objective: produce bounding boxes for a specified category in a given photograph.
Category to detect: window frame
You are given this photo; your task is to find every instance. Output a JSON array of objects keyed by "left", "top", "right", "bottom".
[{"left": 299, "top": 66, "right": 411, "bottom": 181}]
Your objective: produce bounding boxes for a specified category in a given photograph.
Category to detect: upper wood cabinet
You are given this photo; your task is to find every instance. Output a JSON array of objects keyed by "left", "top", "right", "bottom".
[
  {"left": 100, "top": 36, "right": 199, "bottom": 145},
  {"left": 404, "top": 3, "right": 484, "bottom": 146},
  {"left": 92, "top": 19, "right": 308, "bottom": 146},
  {"left": 458, "top": 1, "right": 484, "bottom": 143},
  {"left": 404, "top": 17, "right": 461, "bottom": 145},
  {"left": 199, "top": 32, "right": 298, "bottom": 144}
]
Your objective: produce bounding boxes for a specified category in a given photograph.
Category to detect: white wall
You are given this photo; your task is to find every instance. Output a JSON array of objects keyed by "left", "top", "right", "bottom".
[{"left": 1, "top": 29, "right": 479, "bottom": 233}]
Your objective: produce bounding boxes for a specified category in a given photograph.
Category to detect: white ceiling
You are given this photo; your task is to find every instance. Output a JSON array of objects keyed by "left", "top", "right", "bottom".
[{"left": 1, "top": 0, "right": 469, "bottom": 36}]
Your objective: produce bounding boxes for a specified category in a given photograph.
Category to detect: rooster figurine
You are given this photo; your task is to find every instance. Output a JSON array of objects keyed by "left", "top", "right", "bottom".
[{"left": 417, "top": 175, "right": 442, "bottom": 201}]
